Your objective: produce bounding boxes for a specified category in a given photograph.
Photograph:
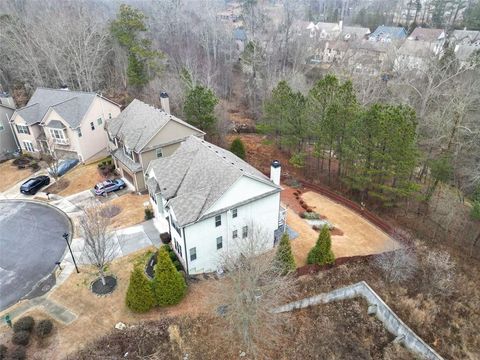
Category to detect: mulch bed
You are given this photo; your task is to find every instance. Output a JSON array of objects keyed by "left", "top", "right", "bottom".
[
  {"left": 91, "top": 275, "right": 117, "bottom": 295},
  {"left": 45, "top": 179, "right": 70, "bottom": 194}
]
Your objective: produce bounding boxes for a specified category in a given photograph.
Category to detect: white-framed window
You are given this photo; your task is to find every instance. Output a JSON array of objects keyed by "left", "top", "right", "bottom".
[
  {"left": 0, "top": 122, "right": 4, "bottom": 132},
  {"left": 156, "top": 147, "right": 163, "bottom": 158},
  {"left": 242, "top": 225, "right": 248, "bottom": 239},
  {"left": 97, "top": 117, "right": 103, "bottom": 126},
  {"left": 216, "top": 236, "right": 223, "bottom": 250},
  {"left": 190, "top": 247, "right": 197, "bottom": 261},
  {"left": 50, "top": 128, "right": 65, "bottom": 140},
  {"left": 23, "top": 141, "right": 34, "bottom": 152},
  {"left": 123, "top": 145, "right": 134, "bottom": 161},
  {"left": 232, "top": 208, "right": 238, "bottom": 218},
  {"left": 90, "top": 121, "right": 95, "bottom": 130},
  {"left": 16, "top": 124, "right": 30, "bottom": 134},
  {"left": 108, "top": 113, "right": 112, "bottom": 119},
  {"left": 215, "top": 215, "right": 221, "bottom": 227},
  {"left": 232, "top": 230, "right": 238, "bottom": 239},
  {"left": 77, "top": 128, "right": 82, "bottom": 137}
]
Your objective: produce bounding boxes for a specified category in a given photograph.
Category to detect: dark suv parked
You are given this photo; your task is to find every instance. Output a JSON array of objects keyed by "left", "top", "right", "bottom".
[{"left": 20, "top": 175, "right": 50, "bottom": 195}]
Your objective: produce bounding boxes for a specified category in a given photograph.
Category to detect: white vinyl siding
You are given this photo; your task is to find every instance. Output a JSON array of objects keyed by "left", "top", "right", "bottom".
[{"left": 23, "top": 141, "right": 34, "bottom": 152}]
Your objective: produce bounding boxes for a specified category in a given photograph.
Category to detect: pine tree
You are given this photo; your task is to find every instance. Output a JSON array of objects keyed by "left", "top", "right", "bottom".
[
  {"left": 126, "top": 266, "right": 156, "bottom": 312},
  {"left": 153, "top": 247, "right": 187, "bottom": 306},
  {"left": 184, "top": 85, "right": 219, "bottom": 133},
  {"left": 275, "top": 233, "right": 296, "bottom": 274},
  {"left": 307, "top": 226, "right": 335, "bottom": 265},
  {"left": 230, "top": 138, "right": 246, "bottom": 160}
]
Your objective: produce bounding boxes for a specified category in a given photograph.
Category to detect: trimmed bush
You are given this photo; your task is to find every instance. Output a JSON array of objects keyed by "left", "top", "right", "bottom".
[
  {"left": 12, "top": 331, "right": 30, "bottom": 346},
  {"left": 152, "top": 247, "right": 187, "bottom": 306},
  {"left": 302, "top": 211, "right": 320, "bottom": 220},
  {"left": 126, "top": 266, "right": 156, "bottom": 313},
  {"left": 230, "top": 137, "right": 246, "bottom": 160},
  {"left": 274, "top": 233, "right": 296, "bottom": 274},
  {"left": 35, "top": 319, "right": 54, "bottom": 339},
  {"left": 160, "top": 232, "right": 171, "bottom": 244},
  {"left": 8, "top": 347, "right": 26, "bottom": 360},
  {"left": 0, "top": 344, "right": 7, "bottom": 359},
  {"left": 144, "top": 207, "right": 154, "bottom": 220},
  {"left": 13, "top": 316, "right": 34, "bottom": 333},
  {"left": 307, "top": 225, "right": 335, "bottom": 265}
]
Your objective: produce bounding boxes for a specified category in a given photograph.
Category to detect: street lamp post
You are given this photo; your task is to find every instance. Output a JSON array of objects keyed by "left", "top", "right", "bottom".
[{"left": 63, "top": 232, "right": 80, "bottom": 273}]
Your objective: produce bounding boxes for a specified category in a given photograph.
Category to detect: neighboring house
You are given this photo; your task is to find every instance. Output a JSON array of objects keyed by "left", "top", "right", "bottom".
[
  {"left": 145, "top": 136, "right": 285, "bottom": 275},
  {"left": 323, "top": 25, "right": 371, "bottom": 63},
  {"left": 369, "top": 25, "right": 407, "bottom": 42},
  {"left": 394, "top": 27, "right": 446, "bottom": 71},
  {"left": 341, "top": 40, "right": 395, "bottom": 76},
  {"left": 106, "top": 97, "right": 205, "bottom": 192},
  {"left": 10, "top": 87, "right": 121, "bottom": 161},
  {"left": 0, "top": 94, "right": 17, "bottom": 160},
  {"left": 233, "top": 27, "right": 247, "bottom": 52},
  {"left": 451, "top": 30, "right": 480, "bottom": 67}
]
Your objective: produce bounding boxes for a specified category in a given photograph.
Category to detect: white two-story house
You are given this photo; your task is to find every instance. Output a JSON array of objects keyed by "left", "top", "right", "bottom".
[
  {"left": 145, "top": 135, "right": 285, "bottom": 275},
  {"left": 10, "top": 87, "right": 121, "bottom": 161}
]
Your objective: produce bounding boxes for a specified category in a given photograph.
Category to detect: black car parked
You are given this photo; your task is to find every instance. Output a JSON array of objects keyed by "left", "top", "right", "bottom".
[{"left": 20, "top": 175, "right": 50, "bottom": 195}]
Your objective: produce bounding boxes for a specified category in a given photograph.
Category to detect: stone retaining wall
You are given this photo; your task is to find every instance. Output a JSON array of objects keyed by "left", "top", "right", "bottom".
[{"left": 272, "top": 281, "right": 443, "bottom": 360}]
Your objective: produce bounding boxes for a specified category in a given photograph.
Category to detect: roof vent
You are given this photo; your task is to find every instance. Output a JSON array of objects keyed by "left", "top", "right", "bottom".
[{"left": 60, "top": 84, "right": 69, "bottom": 91}]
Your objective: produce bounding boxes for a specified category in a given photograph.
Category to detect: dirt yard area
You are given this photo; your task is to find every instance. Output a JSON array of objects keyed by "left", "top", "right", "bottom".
[
  {"left": 283, "top": 188, "right": 400, "bottom": 266},
  {"left": 0, "top": 248, "right": 218, "bottom": 360},
  {"left": 0, "top": 160, "right": 32, "bottom": 192},
  {"left": 46, "top": 162, "right": 104, "bottom": 197},
  {"left": 108, "top": 193, "right": 150, "bottom": 229}
]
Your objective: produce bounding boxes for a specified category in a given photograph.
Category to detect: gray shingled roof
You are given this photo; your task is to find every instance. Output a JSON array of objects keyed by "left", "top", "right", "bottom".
[
  {"left": 398, "top": 39, "right": 435, "bottom": 57},
  {"left": 107, "top": 99, "right": 204, "bottom": 153},
  {"left": 148, "top": 136, "right": 280, "bottom": 226},
  {"left": 15, "top": 88, "right": 97, "bottom": 127},
  {"left": 408, "top": 27, "right": 444, "bottom": 42},
  {"left": 45, "top": 120, "right": 66, "bottom": 129}
]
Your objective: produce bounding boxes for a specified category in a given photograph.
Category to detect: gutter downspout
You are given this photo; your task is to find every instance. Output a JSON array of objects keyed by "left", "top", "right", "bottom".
[{"left": 182, "top": 227, "right": 189, "bottom": 274}]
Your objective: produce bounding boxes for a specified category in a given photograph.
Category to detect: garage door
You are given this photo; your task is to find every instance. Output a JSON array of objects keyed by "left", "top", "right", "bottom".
[{"left": 122, "top": 169, "right": 135, "bottom": 188}]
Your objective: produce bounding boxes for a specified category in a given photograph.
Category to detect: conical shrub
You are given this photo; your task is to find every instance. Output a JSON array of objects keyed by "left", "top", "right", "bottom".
[
  {"left": 307, "top": 225, "right": 335, "bottom": 265},
  {"left": 153, "top": 247, "right": 187, "bottom": 306},
  {"left": 275, "top": 232, "right": 296, "bottom": 274},
  {"left": 126, "top": 266, "right": 156, "bottom": 313},
  {"left": 230, "top": 137, "right": 246, "bottom": 160}
]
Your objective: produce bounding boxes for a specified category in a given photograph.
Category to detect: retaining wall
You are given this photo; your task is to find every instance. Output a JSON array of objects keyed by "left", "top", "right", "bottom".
[{"left": 272, "top": 281, "right": 444, "bottom": 360}]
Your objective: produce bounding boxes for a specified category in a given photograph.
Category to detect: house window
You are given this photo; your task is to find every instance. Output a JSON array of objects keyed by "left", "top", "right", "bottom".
[
  {"left": 232, "top": 230, "right": 238, "bottom": 239},
  {"left": 123, "top": 145, "right": 134, "bottom": 161},
  {"left": 90, "top": 122, "right": 95, "bottom": 130},
  {"left": 77, "top": 128, "right": 82, "bottom": 137},
  {"left": 16, "top": 124, "right": 30, "bottom": 134},
  {"left": 216, "top": 236, "right": 223, "bottom": 250},
  {"left": 0, "top": 122, "right": 4, "bottom": 131},
  {"left": 190, "top": 247, "right": 197, "bottom": 261},
  {"left": 232, "top": 208, "right": 238, "bottom": 218},
  {"left": 97, "top": 118, "right": 103, "bottom": 126},
  {"left": 50, "top": 129, "right": 65, "bottom": 140},
  {"left": 156, "top": 147, "right": 163, "bottom": 158},
  {"left": 23, "top": 141, "right": 34, "bottom": 152},
  {"left": 108, "top": 113, "right": 112, "bottom": 119},
  {"left": 215, "top": 215, "right": 221, "bottom": 227},
  {"left": 242, "top": 226, "right": 248, "bottom": 239}
]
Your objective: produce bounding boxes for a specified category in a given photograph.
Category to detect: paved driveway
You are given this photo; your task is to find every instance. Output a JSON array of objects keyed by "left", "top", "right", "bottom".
[{"left": 0, "top": 200, "right": 70, "bottom": 311}]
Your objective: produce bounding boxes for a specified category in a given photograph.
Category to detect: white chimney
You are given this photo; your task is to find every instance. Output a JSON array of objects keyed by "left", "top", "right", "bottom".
[
  {"left": 160, "top": 91, "right": 170, "bottom": 114},
  {"left": 60, "top": 84, "right": 69, "bottom": 91},
  {"left": 339, "top": 20, "right": 343, "bottom": 32},
  {"left": 270, "top": 160, "right": 281, "bottom": 186}
]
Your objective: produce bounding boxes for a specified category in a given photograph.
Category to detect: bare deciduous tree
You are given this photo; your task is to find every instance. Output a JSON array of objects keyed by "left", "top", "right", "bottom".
[
  {"left": 79, "top": 202, "right": 118, "bottom": 286},
  {"left": 214, "top": 224, "right": 295, "bottom": 358},
  {"left": 374, "top": 247, "right": 417, "bottom": 284},
  {"left": 423, "top": 249, "right": 456, "bottom": 296}
]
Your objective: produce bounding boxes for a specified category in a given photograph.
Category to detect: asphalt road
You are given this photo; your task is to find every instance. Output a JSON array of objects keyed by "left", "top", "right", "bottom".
[{"left": 0, "top": 200, "right": 70, "bottom": 311}]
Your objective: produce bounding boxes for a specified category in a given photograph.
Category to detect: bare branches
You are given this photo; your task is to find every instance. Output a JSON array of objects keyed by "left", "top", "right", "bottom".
[{"left": 214, "top": 224, "right": 295, "bottom": 358}]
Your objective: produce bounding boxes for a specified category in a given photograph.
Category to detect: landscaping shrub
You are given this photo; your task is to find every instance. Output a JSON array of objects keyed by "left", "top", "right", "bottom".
[
  {"left": 144, "top": 207, "right": 154, "bottom": 220},
  {"left": 13, "top": 316, "right": 34, "bottom": 333},
  {"left": 35, "top": 319, "right": 54, "bottom": 339},
  {"left": 274, "top": 233, "right": 296, "bottom": 274},
  {"left": 152, "top": 247, "right": 187, "bottom": 306},
  {"left": 8, "top": 347, "right": 26, "bottom": 360},
  {"left": 29, "top": 161, "right": 40, "bottom": 171},
  {"left": 307, "top": 226, "right": 335, "bottom": 265},
  {"left": 12, "top": 331, "right": 30, "bottom": 346},
  {"left": 0, "top": 344, "right": 7, "bottom": 359},
  {"left": 302, "top": 211, "right": 320, "bottom": 220},
  {"left": 300, "top": 212, "right": 306, "bottom": 219},
  {"left": 230, "top": 137, "right": 246, "bottom": 160},
  {"left": 173, "top": 260, "right": 182, "bottom": 271},
  {"left": 168, "top": 251, "right": 177, "bottom": 261},
  {"left": 301, "top": 203, "right": 309, "bottom": 210},
  {"left": 126, "top": 267, "right": 156, "bottom": 313},
  {"left": 299, "top": 200, "right": 305, "bottom": 205}
]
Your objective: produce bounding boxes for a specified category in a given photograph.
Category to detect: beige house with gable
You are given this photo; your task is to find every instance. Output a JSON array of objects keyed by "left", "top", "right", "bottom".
[
  {"left": 106, "top": 97, "right": 205, "bottom": 192},
  {"left": 10, "top": 87, "right": 121, "bottom": 162}
]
